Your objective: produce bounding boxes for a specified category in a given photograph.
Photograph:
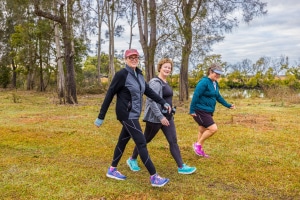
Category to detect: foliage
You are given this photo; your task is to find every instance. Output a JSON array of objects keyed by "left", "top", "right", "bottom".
[
  {"left": 262, "top": 85, "right": 300, "bottom": 103},
  {"left": 78, "top": 53, "right": 123, "bottom": 93},
  {"left": 167, "top": 74, "right": 179, "bottom": 88},
  {"left": 0, "top": 66, "right": 11, "bottom": 88},
  {"left": 0, "top": 91, "right": 299, "bottom": 199}
]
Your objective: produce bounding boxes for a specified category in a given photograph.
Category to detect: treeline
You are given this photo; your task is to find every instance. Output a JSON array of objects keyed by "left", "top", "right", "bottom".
[
  {"left": 0, "top": 0, "right": 298, "bottom": 103},
  {"left": 1, "top": 51, "right": 300, "bottom": 94}
]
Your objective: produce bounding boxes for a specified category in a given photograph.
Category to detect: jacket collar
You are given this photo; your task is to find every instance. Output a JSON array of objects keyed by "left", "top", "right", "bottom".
[{"left": 125, "top": 65, "right": 142, "bottom": 75}]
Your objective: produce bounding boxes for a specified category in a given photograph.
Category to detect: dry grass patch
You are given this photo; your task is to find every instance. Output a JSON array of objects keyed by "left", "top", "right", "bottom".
[{"left": 0, "top": 90, "right": 300, "bottom": 199}]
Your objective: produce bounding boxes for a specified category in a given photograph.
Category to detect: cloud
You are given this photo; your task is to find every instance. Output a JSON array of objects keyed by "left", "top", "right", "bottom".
[
  {"left": 90, "top": 0, "right": 300, "bottom": 65},
  {"left": 211, "top": 0, "right": 300, "bottom": 64}
]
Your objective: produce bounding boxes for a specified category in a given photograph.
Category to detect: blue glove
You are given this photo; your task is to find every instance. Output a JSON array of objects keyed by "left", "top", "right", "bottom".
[
  {"left": 94, "top": 118, "right": 103, "bottom": 127},
  {"left": 164, "top": 103, "right": 171, "bottom": 109},
  {"left": 162, "top": 103, "right": 171, "bottom": 114}
]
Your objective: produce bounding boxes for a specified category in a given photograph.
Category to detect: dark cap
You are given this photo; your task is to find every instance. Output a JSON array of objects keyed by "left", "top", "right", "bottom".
[
  {"left": 124, "top": 49, "right": 139, "bottom": 58},
  {"left": 211, "top": 63, "right": 224, "bottom": 75}
]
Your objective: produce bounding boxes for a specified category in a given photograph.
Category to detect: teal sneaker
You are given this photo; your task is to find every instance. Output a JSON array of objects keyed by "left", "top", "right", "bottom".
[
  {"left": 126, "top": 157, "right": 141, "bottom": 171},
  {"left": 178, "top": 164, "right": 197, "bottom": 174}
]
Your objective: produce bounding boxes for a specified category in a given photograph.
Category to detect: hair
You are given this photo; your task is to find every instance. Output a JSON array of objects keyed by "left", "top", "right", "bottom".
[
  {"left": 157, "top": 58, "right": 173, "bottom": 72},
  {"left": 206, "top": 63, "right": 221, "bottom": 76}
]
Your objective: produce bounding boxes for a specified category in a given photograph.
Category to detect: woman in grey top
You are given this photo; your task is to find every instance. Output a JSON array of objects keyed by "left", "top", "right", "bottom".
[{"left": 126, "top": 58, "right": 196, "bottom": 174}]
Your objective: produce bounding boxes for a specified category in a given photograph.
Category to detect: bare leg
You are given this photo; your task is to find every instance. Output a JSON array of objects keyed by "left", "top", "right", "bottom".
[
  {"left": 197, "top": 124, "right": 218, "bottom": 146},
  {"left": 197, "top": 126, "right": 205, "bottom": 144}
]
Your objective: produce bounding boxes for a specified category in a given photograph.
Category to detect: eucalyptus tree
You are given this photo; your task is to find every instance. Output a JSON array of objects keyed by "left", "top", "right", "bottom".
[
  {"left": 125, "top": 0, "right": 138, "bottom": 49},
  {"left": 134, "top": 0, "right": 157, "bottom": 81},
  {"left": 231, "top": 58, "right": 253, "bottom": 76},
  {"left": 10, "top": 21, "right": 52, "bottom": 91},
  {"left": 103, "top": 0, "right": 125, "bottom": 79},
  {"left": 270, "top": 55, "right": 288, "bottom": 76},
  {"left": 287, "top": 62, "right": 300, "bottom": 81},
  {"left": 0, "top": 0, "right": 30, "bottom": 88},
  {"left": 34, "top": 0, "right": 82, "bottom": 104},
  {"left": 87, "top": 0, "right": 107, "bottom": 86},
  {"left": 253, "top": 56, "right": 271, "bottom": 75},
  {"left": 157, "top": 0, "right": 267, "bottom": 101}
]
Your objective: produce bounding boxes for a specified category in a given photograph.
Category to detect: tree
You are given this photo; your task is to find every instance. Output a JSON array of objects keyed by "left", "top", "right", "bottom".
[
  {"left": 87, "top": 0, "right": 107, "bottom": 87},
  {"left": 125, "top": 0, "right": 138, "bottom": 49},
  {"left": 157, "top": 0, "right": 267, "bottom": 101},
  {"left": 134, "top": 0, "right": 157, "bottom": 82},
  {"left": 0, "top": 0, "right": 30, "bottom": 89},
  {"left": 34, "top": 0, "right": 78, "bottom": 104},
  {"left": 104, "top": 0, "right": 125, "bottom": 79},
  {"left": 0, "top": 66, "right": 11, "bottom": 88}
]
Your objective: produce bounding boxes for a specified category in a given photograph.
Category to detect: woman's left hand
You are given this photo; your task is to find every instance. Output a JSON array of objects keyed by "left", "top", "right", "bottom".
[{"left": 160, "top": 117, "right": 170, "bottom": 126}]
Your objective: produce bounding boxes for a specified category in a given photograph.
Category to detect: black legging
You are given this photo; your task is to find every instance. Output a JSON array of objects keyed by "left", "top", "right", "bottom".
[
  {"left": 111, "top": 119, "right": 156, "bottom": 175},
  {"left": 131, "top": 119, "right": 184, "bottom": 168}
]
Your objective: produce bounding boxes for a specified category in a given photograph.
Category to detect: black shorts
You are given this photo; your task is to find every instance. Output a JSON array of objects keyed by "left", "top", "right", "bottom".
[{"left": 192, "top": 110, "right": 215, "bottom": 128}]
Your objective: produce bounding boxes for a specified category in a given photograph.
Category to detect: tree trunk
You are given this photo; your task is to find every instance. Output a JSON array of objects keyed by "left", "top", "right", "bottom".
[
  {"left": 34, "top": 0, "right": 77, "bottom": 104},
  {"left": 54, "top": 22, "right": 65, "bottom": 104},
  {"left": 39, "top": 53, "right": 45, "bottom": 91},
  {"left": 96, "top": 0, "right": 105, "bottom": 87},
  {"left": 135, "top": 0, "right": 157, "bottom": 82},
  {"left": 11, "top": 59, "right": 17, "bottom": 88},
  {"left": 179, "top": 1, "right": 193, "bottom": 101},
  {"left": 180, "top": 46, "right": 191, "bottom": 101},
  {"left": 148, "top": 0, "right": 156, "bottom": 81},
  {"left": 38, "top": 36, "right": 45, "bottom": 92},
  {"left": 26, "top": 65, "right": 31, "bottom": 90},
  {"left": 106, "top": 0, "right": 115, "bottom": 80}
]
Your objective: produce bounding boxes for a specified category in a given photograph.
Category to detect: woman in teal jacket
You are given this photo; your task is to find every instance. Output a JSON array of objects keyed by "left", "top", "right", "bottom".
[{"left": 190, "top": 63, "right": 235, "bottom": 157}]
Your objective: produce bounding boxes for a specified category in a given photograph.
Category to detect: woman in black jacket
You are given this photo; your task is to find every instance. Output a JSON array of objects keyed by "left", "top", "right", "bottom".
[{"left": 94, "top": 49, "right": 171, "bottom": 187}]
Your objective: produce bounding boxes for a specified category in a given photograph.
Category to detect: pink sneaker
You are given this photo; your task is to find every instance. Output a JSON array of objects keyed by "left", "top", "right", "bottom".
[{"left": 193, "top": 143, "right": 209, "bottom": 158}]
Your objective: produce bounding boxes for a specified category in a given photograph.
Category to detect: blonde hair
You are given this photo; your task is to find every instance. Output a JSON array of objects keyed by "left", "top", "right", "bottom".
[{"left": 157, "top": 58, "right": 173, "bottom": 72}]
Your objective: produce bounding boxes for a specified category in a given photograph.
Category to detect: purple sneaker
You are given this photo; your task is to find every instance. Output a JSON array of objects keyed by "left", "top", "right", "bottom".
[
  {"left": 150, "top": 174, "right": 169, "bottom": 187},
  {"left": 193, "top": 143, "right": 209, "bottom": 158},
  {"left": 106, "top": 167, "right": 126, "bottom": 180}
]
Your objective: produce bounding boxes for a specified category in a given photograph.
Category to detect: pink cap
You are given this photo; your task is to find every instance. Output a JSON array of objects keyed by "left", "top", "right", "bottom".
[{"left": 124, "top": 49, "right": 139, "bottom": 58}]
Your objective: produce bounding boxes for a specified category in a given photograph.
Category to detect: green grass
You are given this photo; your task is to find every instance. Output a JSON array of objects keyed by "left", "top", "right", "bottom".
[{"left": 0, "top": 91, "right": 299, "bottom": 199}]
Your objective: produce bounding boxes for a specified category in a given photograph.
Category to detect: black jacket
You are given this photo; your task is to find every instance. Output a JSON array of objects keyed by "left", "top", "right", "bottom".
[{"left": 98, "top": 65, "right": 166, "bottom": 121}]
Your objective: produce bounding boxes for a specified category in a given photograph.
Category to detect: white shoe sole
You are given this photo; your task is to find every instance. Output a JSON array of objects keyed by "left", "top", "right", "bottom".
[
  {"left": 151, "top": 179, "right": 169, "bottom": 187},
  {"left": 106, "top": 173, "right": 126, "bottom": 180}
]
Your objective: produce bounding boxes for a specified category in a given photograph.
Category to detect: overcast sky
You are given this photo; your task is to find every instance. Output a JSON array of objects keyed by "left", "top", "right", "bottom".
[
  {"left": 96, "top": 0, "right": 300, "bottom": 66},
  {"left": 211, "top": 0, "right": 300, "bottom": 65}
]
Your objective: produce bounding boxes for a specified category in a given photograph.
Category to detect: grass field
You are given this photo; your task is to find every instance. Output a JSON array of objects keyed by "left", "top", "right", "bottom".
[{"left": 0, "top": 90, "right": 299, "bottom": 200}]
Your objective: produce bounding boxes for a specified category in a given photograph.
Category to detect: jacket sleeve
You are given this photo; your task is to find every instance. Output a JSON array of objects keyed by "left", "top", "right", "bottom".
[
  {"left": 144, "top": 82, "right": 166, "bottom": 107},
  {"left": 97, "top": 71, "right": 124, "bottom": 120},
  {"left": 147, "top": 79, "right": 165, "bottom": 120},
  {"left": 189, "top": 79, "right": 206, "bottom": 114},
  {"left": 216, "top": 84, "right": 231, "bottom": 108}
]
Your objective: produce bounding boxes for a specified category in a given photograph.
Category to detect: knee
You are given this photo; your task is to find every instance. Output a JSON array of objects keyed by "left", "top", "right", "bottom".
[
  {"left": 137, "top": 141, "right": 146, "bottom": 150},
  {"left": 209, "top": 125, "right": 218, "bottom": 134}
]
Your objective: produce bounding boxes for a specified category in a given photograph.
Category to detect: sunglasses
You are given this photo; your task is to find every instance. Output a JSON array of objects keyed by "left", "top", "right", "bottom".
[{"left": 127, "top": 56, "right": 139, "bottom": 61}]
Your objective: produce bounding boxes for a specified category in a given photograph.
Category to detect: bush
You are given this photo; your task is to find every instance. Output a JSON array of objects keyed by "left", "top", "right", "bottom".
[{"left": 262, "top": 85, "right": 300, "bottom": 103}]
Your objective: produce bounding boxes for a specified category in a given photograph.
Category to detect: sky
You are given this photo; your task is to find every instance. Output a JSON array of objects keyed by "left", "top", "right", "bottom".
[
  {"left": 94, "top": 0, "right": 300, "bottom": 66},
  {"left": 211, "top": 0, "right": 300, "bottom": 65}
]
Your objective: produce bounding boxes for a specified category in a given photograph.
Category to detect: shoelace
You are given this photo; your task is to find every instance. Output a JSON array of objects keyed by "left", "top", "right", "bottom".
[
  {"left": 153, "top": 175, "right": 163, "bottom": 183},
  {"left": 113, "top": 170, "right": 122, "bottom": 176}
]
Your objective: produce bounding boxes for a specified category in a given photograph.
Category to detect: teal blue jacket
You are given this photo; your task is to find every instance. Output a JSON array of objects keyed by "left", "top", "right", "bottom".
[{"left": 189, "top": 76, "right": 231, "bottom": 114}]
